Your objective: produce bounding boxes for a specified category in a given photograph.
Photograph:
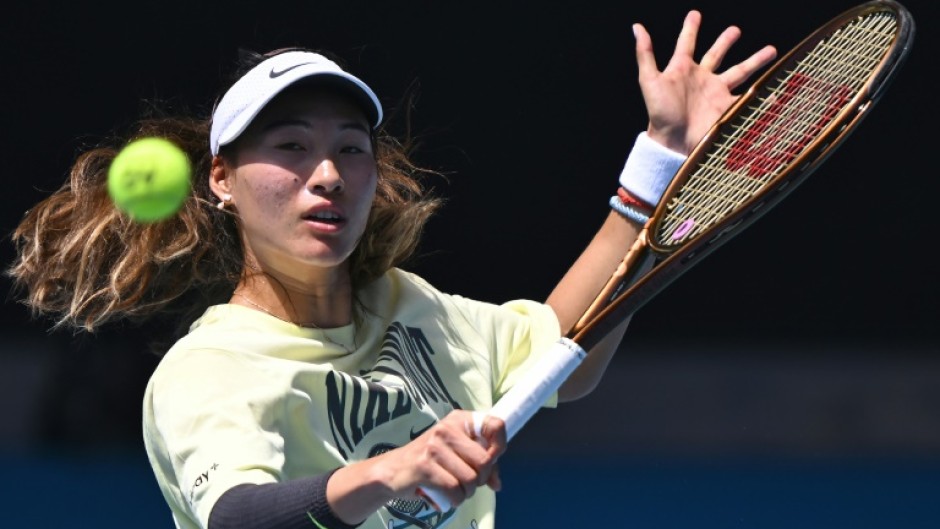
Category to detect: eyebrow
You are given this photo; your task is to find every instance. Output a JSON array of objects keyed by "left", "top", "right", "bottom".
[{"left": 261, "top": 119, "right": 370, "bottom": 135}]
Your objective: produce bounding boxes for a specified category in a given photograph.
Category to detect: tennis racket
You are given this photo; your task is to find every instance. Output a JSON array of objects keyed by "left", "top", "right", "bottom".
[{"left": 418, "top": 0, "right": 914, "bottom": 512}]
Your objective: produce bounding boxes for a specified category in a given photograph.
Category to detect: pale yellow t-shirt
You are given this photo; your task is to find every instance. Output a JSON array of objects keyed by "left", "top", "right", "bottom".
[{"left": 142, "top": 268, "right": 561, "bottom": 529}]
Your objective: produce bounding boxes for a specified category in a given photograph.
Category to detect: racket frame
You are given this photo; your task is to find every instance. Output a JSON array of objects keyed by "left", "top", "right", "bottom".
[{"left": 571, "top": 0, "right": 914, "bottom": 350}]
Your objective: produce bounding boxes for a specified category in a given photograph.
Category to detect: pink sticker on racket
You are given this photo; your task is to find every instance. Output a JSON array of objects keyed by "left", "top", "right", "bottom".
[{"left": 672, "top": 219, "right": 695, "bottom": 239}]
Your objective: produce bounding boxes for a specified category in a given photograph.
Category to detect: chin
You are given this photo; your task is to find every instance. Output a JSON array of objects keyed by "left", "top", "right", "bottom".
[{"left": 301, "top": 248, "right": 354, "bottom": 269}]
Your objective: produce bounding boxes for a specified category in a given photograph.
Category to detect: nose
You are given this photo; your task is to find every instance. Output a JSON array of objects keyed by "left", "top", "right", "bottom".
[{"left": 307, "top": 158, "right": 344, "bottom": 194}]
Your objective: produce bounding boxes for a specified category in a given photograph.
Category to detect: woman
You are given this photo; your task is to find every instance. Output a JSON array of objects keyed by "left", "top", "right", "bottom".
[{"left": 7, "top": 11, "right": 775, "bottom": 529}]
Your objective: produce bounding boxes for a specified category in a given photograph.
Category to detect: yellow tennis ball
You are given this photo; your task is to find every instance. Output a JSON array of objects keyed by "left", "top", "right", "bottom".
[{"left": 107, "top": 137, "right": 192, "bottom": 223}]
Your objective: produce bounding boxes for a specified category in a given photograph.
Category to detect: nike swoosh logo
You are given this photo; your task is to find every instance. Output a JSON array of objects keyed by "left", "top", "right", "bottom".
[
  {"left": 269, "top": 62, "right": 316, "bottom": 78},
  {"left": 306, "top": 512, "right": 330, "bottom": 529},
  {"left": 409, "top": 421, "right": 435, "bottom": 440}
]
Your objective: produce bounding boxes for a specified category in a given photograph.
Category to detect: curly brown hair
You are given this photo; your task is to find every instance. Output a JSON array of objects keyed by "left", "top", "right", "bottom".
[{"left": 6, "top": 49, "right": 442, "bottom": 340}]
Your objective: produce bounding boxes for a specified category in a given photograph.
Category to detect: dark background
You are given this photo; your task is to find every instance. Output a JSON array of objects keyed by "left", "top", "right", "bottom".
[
  {"left": 1, "top": 1, "right": 937, "bottom": 527},
  {"left": 2, "top": 0, "right": 935, "bottom": 345}
]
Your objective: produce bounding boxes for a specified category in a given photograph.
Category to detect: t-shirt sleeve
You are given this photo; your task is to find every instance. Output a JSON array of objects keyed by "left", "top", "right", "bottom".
[
  {"left": 490, "top": 299, "right": 563, "bottom": 407},
  {"left": 148, "top": 348, "right": 287, "bottom": 527},
  {"left": 446, "top": 294, "right": 562, "bottom": 408}
]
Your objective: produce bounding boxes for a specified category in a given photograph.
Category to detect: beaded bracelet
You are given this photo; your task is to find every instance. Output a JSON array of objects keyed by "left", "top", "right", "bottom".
[{"left": 609, "top": 195, "right": 650, "bottom": 225}]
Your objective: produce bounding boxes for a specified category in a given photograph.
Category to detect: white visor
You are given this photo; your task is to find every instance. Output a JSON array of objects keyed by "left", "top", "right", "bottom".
[{"left": 209, "top": 51, "right": 383, "bottom": 155}]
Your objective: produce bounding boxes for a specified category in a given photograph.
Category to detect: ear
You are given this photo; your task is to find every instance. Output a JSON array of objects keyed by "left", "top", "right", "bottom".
[{"left": 209, "top": 156, "right": 233, "bottom": 203}]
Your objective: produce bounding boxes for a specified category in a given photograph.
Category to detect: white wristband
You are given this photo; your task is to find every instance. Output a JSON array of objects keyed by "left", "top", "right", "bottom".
[{"left": 618, "top": 132, "right": 687, "bottom": 206}]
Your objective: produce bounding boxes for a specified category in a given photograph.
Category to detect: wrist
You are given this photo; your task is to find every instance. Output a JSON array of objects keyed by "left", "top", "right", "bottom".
[
  {"left": 618, "top": 132, "right": 686, "bottom": 206},
  {"left": 327, "top": 460, "right": 398, "bottom": 525}
]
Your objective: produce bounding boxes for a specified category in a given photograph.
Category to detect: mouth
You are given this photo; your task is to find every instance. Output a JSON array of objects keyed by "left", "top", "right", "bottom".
[{"left": 302, "top": 209, "right": 347, "bottom": 230}]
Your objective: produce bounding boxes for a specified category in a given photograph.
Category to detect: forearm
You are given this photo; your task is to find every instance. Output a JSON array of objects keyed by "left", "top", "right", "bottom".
[
  {"left": 548, "top": 212, "right": 647, "bottom": 402},
  {"left": 545, "top": 210, "right": 642, "bottom": 334},
  {"left": 547, "top": 133, "right": 685, "bottom": 399},
  {"left": 546, "top": 132, "right": 684, "bottom": 332},
  {"left": 208, "top": 470, "right": 361, "bottom": 529},
  {"left": 326, "top": 458, "right": 399, "bottom": 525},
  {"left": 208, "top": 458, "right": 398, "bottom": 529},
  {"left": 553, "top": 246, "right": 655, "bottom": 402}
]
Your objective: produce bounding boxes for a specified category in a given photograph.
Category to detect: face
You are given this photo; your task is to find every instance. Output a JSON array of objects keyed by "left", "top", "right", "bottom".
[{"left": 214, "top": 86, "right": 377, "bottom": 284}]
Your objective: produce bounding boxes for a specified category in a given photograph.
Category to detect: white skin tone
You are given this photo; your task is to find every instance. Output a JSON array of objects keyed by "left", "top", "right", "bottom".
[{"left": 210, "top": 10, "right": 777, "bottom": 524}]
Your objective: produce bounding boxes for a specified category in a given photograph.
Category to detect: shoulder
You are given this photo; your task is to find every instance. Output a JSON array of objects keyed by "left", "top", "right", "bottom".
[
  {"left": 148, "top": 305, "right": 283, "bottom": 386},
  {"left": 363, "top": 268, "right": 558, "bottom": 334},
  {"left": 362, "top": 268, "right": 498, "bottom": 316},
  {"left": 359, "top": 268, "right": 449, "bottom": 311},
  {"left": 378, "top": 267, "right": 442, "bottom": 294}
]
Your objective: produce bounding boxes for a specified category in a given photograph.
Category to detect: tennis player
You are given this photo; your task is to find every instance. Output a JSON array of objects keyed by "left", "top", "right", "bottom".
[{"left": 7, "top": 11, "right": 774, "bottom": 529}]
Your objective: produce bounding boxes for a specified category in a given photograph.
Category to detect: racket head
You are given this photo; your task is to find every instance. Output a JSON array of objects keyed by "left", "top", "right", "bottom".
[
  {"left": 647, "top": 0, "right": 914, "bottom": 256},
  {"left": 570, "top": 1, "right": 914, "bottom": 346}
]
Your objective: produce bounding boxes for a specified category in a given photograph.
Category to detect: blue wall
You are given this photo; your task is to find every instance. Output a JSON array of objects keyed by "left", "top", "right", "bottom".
[{"left": 3, "top": 451, "right": 939, "bottom": 528}]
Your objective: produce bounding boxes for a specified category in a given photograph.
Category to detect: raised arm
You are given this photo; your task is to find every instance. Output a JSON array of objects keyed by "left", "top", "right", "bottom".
[{"left": 551, "top": 10, "right": 777, "bottom": 401}]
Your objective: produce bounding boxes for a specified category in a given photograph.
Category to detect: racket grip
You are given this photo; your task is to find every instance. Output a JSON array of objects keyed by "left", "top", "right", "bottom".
[{"left": 416, "top": 338, "right": 587, "bottom": 512}]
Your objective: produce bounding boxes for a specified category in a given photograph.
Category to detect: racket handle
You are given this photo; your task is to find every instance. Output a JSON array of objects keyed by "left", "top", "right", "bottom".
[{"left": 416, "top": 338, "right": 587, "bottom": 512}]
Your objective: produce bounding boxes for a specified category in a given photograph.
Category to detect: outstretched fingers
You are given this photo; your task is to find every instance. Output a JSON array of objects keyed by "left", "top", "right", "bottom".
[
  {"left": 700, "top": 25, "right": 742, "bottom": 72},
  {"left": 720, "top": 44, "right": 778, "bottom": 90},
  {"left": 633, "top": 22, "right": 658, "bottom": 80},
  {"left": 672, "top": 10, "right": 703, "bottom": 62}
]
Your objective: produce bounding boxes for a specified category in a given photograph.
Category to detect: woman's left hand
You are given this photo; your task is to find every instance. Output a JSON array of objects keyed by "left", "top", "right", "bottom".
[{"left": 634, "top": 10, "right": 778, "bottom": 154}]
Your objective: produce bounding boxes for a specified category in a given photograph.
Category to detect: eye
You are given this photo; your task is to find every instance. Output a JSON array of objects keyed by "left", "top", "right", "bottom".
[
  {"left": 275, "top": 142, "right": 306, "bottom": 152},
  {"left": 341, "top": 145, "right": 366, "bottom": 154}
]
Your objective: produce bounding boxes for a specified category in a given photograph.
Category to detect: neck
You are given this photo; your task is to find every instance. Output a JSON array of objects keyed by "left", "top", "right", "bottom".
[{"left": 231, "top": 270, "right": 353, "bottom": 329}]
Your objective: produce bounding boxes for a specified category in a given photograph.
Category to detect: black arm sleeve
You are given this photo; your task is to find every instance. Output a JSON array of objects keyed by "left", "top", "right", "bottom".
[{"left": 207, "top": 469, "right": 363, "bottom": 529}]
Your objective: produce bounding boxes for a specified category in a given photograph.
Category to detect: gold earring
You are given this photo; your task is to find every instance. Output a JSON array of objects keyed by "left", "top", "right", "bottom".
[{"left": 217, "top": 194, "right": 232, "bottom": 209}]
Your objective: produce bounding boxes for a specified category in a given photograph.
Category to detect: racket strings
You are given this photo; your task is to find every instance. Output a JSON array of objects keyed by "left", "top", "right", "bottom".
[{"left": 655, "top": 8, "right": 899, "bottom": 247}]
